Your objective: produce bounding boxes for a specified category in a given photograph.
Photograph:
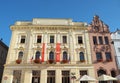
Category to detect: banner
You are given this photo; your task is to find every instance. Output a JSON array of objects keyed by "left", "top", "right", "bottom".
[
  {"left": 56, "top": 43, "right": 61, "bottom": 62},
  {"left": 42, "top": 43, "right": 45, "bottom": 62}
]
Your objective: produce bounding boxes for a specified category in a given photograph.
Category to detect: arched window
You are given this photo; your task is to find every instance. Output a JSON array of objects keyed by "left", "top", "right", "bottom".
[
  {"left": 63, "top": 51, "right": 67, "bottom": 60},
  {"left": 111, "top": 70, "right": 116, "bottom": 77},
  {"left": 97, "top": 69, "right": 106, "bottom": 76},
  {"left": 18, "top": 51, "right": 23, "bottom": 60},
  {"left": 35, "top": 51, "right": 40, "bottom": 59},
  {"left": 79, "top": 52, "right": 85, "bottom": 61},
  {"left": 49, "top": 51, "right": 54, "bottom": 60}
]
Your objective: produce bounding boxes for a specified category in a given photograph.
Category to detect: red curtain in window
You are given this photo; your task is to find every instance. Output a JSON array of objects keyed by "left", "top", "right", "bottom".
[
  {"left": 56, "top": 43, "right": 61, "bottom": 62},
  {"left": 42, "top": 43, "right": 45, "bottom": 62}
]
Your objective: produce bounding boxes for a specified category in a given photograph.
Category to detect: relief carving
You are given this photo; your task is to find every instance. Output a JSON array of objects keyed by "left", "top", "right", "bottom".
[{"left": 94, "top": 45, "right": 110, "bottom": 52}]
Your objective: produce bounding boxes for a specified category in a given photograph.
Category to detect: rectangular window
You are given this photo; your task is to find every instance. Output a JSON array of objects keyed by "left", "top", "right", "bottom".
[
  {"left": 20, "top": 36, "right": 26, "bottom": 43},
  {"left": 50, "top": 36, "right": 54, "bottom": 43},
  {"left": 37, "top": 35, "right": 42, "bottom": 43},
  {"left": 32, "top": 70, "right": 40, "bottom": 83},
  {"left": 96, "top": 52, "right": 102, "bottom": 61},
  {"left": 80, "top": 70, "right": 88, "bottom": 83},
  {"left": 47, "top": 70, "right": 55, "bottom": 83},
  {"left": 105, "top": 52, "right": 112, "bottom": 60},
  {"left": 12, "top": 70, "right": 22, "bottom": 83},
  {"left": 78, "top": 36, "right": 83, "bottom": 44},
  {"left": 62, "top": 71, "right": 70, "bottom": 83},
  {"left": 93, "top": 36, "right": 97, "bottom": 45},
  {"left": 104, "top": 36, "right": 109, "bottom": 44},
  {"left": 118, "top": 48, "right": 120, "bottom": 52},
  {"left": 98, "top": 36, "right": 103, "bottom": 44},
  {"left": 63, "top": 36, "right": 67, "bottom": 43}
]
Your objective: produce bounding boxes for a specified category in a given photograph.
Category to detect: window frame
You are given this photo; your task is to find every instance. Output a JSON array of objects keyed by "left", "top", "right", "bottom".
[
  {"left": 20, "top": 35, "right": 26, "bottom": 43},
  {"left": 78, "top": 36, "right": 83, "bottom": 44},
  {"left": 50, "top": 35, "right": 54, "bottom": 43}
]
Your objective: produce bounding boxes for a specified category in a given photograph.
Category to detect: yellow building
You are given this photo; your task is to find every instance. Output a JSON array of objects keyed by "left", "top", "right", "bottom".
[{"left": 2, "top": 18, "right": 95, "bottom": 83}]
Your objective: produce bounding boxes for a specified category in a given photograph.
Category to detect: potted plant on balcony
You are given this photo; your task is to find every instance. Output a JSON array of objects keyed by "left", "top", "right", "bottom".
[
  {"left": 97, "top": 59, "right": 103, "bottom": 62},
  {"left": 106, "top": 59, "right": 112, "bottom": 62},
  {"left": 48, "top": 59, "right": 54, "bottom": 64},
  {"left": 16, "top": 59, "right": 22, "bottom": 64},
  {"left": 34, "top": 59, "right": 41, "bottom": 63},
  {"left": 80, "top": 60, "right": 85, "bottom": 62},
  {"left": 62, "top": 59, "right": 68, "bottom": 63}
]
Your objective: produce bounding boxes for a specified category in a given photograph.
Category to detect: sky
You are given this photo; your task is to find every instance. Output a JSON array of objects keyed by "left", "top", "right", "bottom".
[{"left": 0, "top": 0, "right": 120, "bottom": 46}]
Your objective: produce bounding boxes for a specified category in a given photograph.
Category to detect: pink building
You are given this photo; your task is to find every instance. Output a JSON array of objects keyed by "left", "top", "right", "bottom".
[{"left": 88, "top": 15, "right": 118, "bottom": 79}]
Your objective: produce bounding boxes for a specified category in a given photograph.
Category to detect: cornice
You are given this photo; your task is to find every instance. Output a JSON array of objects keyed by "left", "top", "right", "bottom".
[{"left": 10, "top": 25, "right": 87, "bottom": 30}]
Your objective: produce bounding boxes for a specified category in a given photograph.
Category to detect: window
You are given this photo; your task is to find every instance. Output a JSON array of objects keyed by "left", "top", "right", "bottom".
[
  {"left": 96, "top": 52, "right": 102, "bottom": 61},
  {"left": 37, "top": 35, "right": 42, "bottom": 43},
  {"left": 50, "top": 36, "right": 54, "bottom": 43},
  {"left": 35, "top": 51, "right": 41, "bottom": 59},
  {"left": 79, "top": 52, "right": 85, "bottom": 61},
  {"left": 104, "top": 36, "right": 109, "bottom": 44},
  {"left": 93, "top": 36, "right": 97, "bottom": 44},
  {"left": 105, "top": 52, "right": 112, "bottom": 60},
  {"left": 98, "top": 36, "right": 103, "bottom": 44},
  {"left": 118, "top": 48, "right": 120, "bottom": 52},
  {"left": 47, "top": 71, "right": 55, "bottom": 83},
  {"left": 78, "top": 36, "right": 83, "bottom": 44},
  {"left": 18, "top": 51, "right": 23, "bottom": 60},
  {"left": 49, "top": 51, "right": 54, "bottom": 60},
  {"left": 12, "top": 70, "right": 22, "bottom": 83},
  {"left": 63, "top": 51, "right": 67, "bottom": 60},
  {"left": 62, "top": 71, "right": 70, "bottom": 83},
  {"left": 63, "top": 36, "right": 67, "bottom": 43},
  {"left": 80, "top": 70, "right": 88, "bottom": 83},
  {"left": 20, "top": 36, "right": 26, "bottom": 43},
  {"left": 32, "top": 70, "right": 40, "bottom": 83}
]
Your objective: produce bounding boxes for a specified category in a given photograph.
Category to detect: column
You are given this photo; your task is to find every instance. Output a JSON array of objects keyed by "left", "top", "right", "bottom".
[
  {"left": 44, "top": 32, "right": 47, "bottom": 62},
  {"left": 23, "top": 70, "right": 32, "bottom": 83},
  {"left": 40, "top": 69, "right": 47, "bottom": 83},
  {"left": 69, "top": 30, "right": 75, "bottom": 64},
  {"left": 56, "top": 69, "right": 61, "bottom": 83}
]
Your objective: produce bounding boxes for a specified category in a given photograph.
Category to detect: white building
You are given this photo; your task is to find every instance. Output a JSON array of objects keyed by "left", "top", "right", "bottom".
[
  {"left": 111, "top": 29, "right": 120, "bottom": 72},
  {"left": 2, "top": 18, "right": 95, "bottom": 83}
]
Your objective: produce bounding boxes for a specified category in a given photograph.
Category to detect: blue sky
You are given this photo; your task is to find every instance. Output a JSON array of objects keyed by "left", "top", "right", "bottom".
[{"left": 0, "top": 0, "right": 120, "bottom": 46}]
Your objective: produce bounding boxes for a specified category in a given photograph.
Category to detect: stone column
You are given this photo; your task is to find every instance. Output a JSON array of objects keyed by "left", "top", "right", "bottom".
[
  {"left": 56, "top": 69, "right": 61, "bottom": 83},
  {"left": 44, "top": 32, "right": 47, "bottom": 62},
  {"left": 23, "top": 70, "right": 32, "bottom": 83},
  {"left": 40, "top": 69, "right": 47, "bottom": 83}
]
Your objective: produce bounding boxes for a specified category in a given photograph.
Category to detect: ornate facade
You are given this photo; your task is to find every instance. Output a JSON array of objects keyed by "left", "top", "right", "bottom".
[
  {"left": 88, "top": 15, "right": 118, "bottom": 79},
  {"left": 2, "top": 19, "right": 95, "bottom": 83},
  {"left": 111, "top": 29, "right": 120, "bottom": 73}
]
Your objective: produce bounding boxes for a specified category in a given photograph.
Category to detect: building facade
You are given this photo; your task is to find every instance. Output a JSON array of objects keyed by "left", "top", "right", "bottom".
[
  {"left": 0, "top": 40, "right": 8, "bottom": 83},
  {"left": 111, "top": 29, "right": 120, "bottom": 73},
  {"left": 88, "top": 15, "right": 118, "bottom": 79},
  {"left": 2, "top": 19, "right": 95, "bottom": 83}
]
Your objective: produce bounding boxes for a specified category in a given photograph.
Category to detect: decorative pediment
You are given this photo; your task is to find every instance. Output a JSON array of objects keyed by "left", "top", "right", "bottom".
[{"left": 88, "top": 15, "right": 109, "bottom": 33}]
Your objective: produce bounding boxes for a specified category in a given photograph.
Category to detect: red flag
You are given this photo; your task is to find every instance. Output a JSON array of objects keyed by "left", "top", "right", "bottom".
[
  {"left": 42, "top": 43, "right": 45, "bottom": 62},
  {"left": 56, "top": 43, "right": 61, "bottom": 62}
]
